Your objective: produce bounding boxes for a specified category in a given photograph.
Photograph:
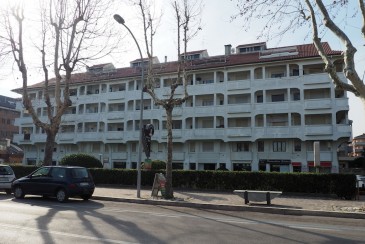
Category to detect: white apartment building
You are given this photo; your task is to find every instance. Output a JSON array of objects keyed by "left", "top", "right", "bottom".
[{"left": 13, "top": 42, "right": 351, "bottom": 173}]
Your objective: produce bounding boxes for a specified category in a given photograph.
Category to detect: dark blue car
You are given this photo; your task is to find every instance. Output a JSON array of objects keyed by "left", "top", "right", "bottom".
[{"left": 12, "top": 166, "right": 95, "bottom": 202}]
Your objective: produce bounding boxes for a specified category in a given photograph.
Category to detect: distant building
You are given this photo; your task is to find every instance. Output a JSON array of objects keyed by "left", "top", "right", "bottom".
[
  {"left": 0, "top": 95, "right": 23, "bottom": 163},
  {"left": 12, "top": 42, "right": 351, "bottom": 173},
  {"left": 351, "top": 134, "right": 365, "bottom": 157},
  {"left": 0, "top": 95, "right": 20, "bottom": 141}
]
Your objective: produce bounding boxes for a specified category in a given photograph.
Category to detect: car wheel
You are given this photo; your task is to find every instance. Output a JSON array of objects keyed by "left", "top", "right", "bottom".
[
  {"left": 5, "top": 189, "right": 12, "bottom": 195},
  {"left": 81, "top": 194, "right": 92, "bottom": 201},
  {"left": 13, "top": 186, "right": 25, "bottom": 199},
  {"left": 56, "top": 189, "right": 68, "bottom": 203}
]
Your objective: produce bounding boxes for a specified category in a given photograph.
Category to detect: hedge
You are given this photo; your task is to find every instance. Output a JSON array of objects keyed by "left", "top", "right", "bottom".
[{"left": 8, "top": 165, "right": 357, "bottom": 199}]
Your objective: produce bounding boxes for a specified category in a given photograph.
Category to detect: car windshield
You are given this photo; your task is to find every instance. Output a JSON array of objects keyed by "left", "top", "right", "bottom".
[
  {"left": 0, "top": 166, "right": 14, "bottom": 175},
  {"left": 71, "top": 168, "right": 89, "bottom": 179}
]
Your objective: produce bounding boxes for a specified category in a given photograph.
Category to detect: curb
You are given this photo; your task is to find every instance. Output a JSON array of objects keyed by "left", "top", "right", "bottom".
[{"left": 92, "top": 195, "right": 365, "bottom": 220}]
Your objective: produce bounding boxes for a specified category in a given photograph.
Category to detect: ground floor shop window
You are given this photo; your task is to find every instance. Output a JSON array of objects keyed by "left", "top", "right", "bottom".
[
  {"left": 114, "top": 161, "right": 126, "bottom": 169},
  {"left": 259, "top": 162, "right": 266, "bottom": 171},
  {"left": 233, "top": 163, "right": 251, "bottom": 171},
  {"left": 189, "top": 163, "right": 196, "bottom": 170},
  {"left": 293, "top": 166, "right": 301, "bottom": 172},
  {"left": 203, "top": 163, "right": 216, "bottom": 170},
  {"left": 172, "top": 163, "right": 183, "bottom": 170},
  {"left": 27, "top": 159, "right": 36, "bottom": 165}
]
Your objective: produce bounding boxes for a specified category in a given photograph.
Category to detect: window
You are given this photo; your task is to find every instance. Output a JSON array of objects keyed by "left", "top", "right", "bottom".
[
  {"left": 236, "top": 142, "right": 249, "bottom": 152},
  {"left": 189, "top": 142, "right": 195, "bottom": 152},
  {"left": 271, "top": 94, "right": 284, "bottom": 102},
  {"left": 202, "top": 100, "right": 214, "bottom": 106},
  {"left": 294, "top": 140, "right": 301, "bottom": 152},
  {"left": 32, "top": 167, "right": 50, "bottom": 177},
  {"left": 51, "top": 168, "right": 66, "bottom": 179},
  {"left": 131, "top": 143, "right": 137, "bottom": 152},
  {"left": 293, "top": 92, "right": 300, "bottom": 101},
  {"left": 257, "top": 95, "right": 263, "bottom": 103},
  {"left": 258, "top": 141, "right": 264, "bottom": 152},
  {"left": 271, "top": 73, "right": 284, "bottom": 78},
  {"left": 202, "top": 142, "right": 214, "bottom": 152},
  {"left": 273, "top": 141, "right": 286, "bottom": 152},
  {"left": 292, "top": 69, "right": 299, "bottom": 76}
]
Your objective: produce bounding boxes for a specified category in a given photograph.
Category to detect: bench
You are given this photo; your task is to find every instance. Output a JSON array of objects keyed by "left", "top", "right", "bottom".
[{"left": 233, "top": 190, "right": 282, "bottom": 205}]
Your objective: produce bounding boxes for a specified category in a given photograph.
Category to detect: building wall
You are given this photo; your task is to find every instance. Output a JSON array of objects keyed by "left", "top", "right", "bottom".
[
  {"left": 0, "top": 96, "right": 20, "bottom": 141},
  {"left": 13, "top": 51, "right": 351, "bottom": 173}
]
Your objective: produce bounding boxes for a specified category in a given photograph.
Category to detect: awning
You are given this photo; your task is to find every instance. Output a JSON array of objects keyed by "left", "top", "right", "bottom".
[{"left": 291, "top": 162, "right": 301, "bottom": 167}]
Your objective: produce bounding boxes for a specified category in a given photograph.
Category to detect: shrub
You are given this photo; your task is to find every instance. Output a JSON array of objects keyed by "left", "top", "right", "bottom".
[
  {"left": 59, "top": 153, "right": 103, "bottom": 168},
  {"left": 142, "top": 160, "right": 166, "bottom": 170}
]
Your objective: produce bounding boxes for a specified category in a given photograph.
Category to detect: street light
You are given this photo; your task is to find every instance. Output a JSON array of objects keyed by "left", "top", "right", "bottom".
[{"left": 114, "top": 14, "right": 144, "bottom": 198}]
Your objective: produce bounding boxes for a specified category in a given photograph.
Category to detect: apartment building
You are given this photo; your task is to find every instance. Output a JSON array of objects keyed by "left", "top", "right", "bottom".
[
  {"left": 12, "top": 42, "right": 351, "bottom": 173},
  {"left": 0, "top": 95, "right": 19, "bottom": 141},
  {"left": 350, "top": 134, "right": 365, "bottom": 157}
]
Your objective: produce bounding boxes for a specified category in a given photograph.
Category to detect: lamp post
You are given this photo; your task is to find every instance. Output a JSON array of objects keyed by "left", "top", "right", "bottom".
[{"left": 114, "top": 14, "right": 144, "bottom": 198}]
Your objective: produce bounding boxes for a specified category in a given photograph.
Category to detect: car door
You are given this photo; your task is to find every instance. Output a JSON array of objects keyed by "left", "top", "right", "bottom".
[
  {"left": 25, "top": 167, "right": 52, "bottom": 195},
  {"left": 49, "top": 167, "right": 67, "bottom": 191}
]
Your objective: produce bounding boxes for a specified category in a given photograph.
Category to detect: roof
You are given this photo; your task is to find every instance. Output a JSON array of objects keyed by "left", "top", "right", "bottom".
[
  {"left": 236, "top": 42, "right": 267, "bottom": 48},
  {"left": 354, "top": 134, "right": 365, "bottom": 140},
  {"left": 12, "top": 42, "right": 342, "bottom": 92},
  {"left": 182, "top": 49, "right": 207, "bottom": 55},
  {"left": 0, "top": 95, "right": 17, "bottom": 109}
]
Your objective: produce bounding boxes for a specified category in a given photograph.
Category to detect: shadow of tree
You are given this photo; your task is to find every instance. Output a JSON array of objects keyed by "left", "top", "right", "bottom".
[{"left": 13, "top": 197, "right": 166, "bottom": 243}]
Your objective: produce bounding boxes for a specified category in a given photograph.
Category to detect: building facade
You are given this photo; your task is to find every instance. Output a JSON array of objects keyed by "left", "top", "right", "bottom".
[
  {"left": 0, "top": 95, "right": 19, "bottom": 141},
  {"left": 350, "top": 134, "right": 365, "bottom": 157},
  {"left": 13, "top": 42, "right": 352, "bottom": 173}
]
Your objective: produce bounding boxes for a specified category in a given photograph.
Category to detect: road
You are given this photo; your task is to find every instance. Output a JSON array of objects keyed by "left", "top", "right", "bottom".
[{"left": 0, "top": 193, "right": 364, "bottom": 244}]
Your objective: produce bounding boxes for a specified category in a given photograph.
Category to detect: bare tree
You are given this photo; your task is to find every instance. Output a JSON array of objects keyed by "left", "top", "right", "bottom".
[
  {"left": 0, "top": 0, "right": 119, "bottom": 165},
  {"left": 232, "top": 0, "right": 365, "bottom": 113},
  {"left": 135, "top": 0, "right": 202, "bottom": 199}
]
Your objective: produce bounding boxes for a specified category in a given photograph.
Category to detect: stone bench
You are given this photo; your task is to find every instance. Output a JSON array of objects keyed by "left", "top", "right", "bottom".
[{"left": 233, "top": 190, "right": 282, "bottom": 205}]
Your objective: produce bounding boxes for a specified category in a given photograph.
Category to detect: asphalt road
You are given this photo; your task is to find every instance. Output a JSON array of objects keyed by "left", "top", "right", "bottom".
[{"left": 0, "top": 194, "right": 364, "bottom": 244}]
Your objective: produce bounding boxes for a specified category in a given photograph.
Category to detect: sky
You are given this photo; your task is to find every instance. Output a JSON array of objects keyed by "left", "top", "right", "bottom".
[{"left": 1, "top": 0, "right": 364, "bottom": 137}]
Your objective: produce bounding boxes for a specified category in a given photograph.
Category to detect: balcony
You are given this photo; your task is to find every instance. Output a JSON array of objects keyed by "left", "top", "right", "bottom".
[
  {"left": 226, "top": 104, "right": 251, "bottom": 114},
  {"left": 191, "top": 128, "right": 223, "bottom": 139},
  {"left": 226, "top": 80, "right": 251, "bottom": 91},
  {"left": 105, "top": 131, "right": 124, "bottom": 141},
  {"left": 226, "top": 128, "right": 252, "bottom": 138},
  {"left": 161, "top": 130, "right": 182, "bottom": 139},
  {"left": 172, "top": 152, "right": 185, "bottom": 161},
  {"left": 75, "top": 132, "right": 103, "bottom": 142},
  {"left": 196, "top": 152, "right": 221, "bottom": 163},
  {"left": 195, "top": 106, "right": 216, "bottom": 114},
  {"left": 304, "top": 99, "right": 332, "bottom": 110},
  {"left": 230, "top": 151, "right": 252, "bottom": 160},
  {"left": 335, "top": 98, "right": 349, "bottom": 110},
  {"left": 57, "top": 133, "right": 75, "bottom": 143},
  {"left": 111, "top": 152, "right": 128, "bottom": 160},
  {"left": 32, "top": 134, "right": 47, "bottom": 144},
  {"left": 305, "top": 125, "right": 333, "bottom": 136},
  {"left": 302, "top": 73, "right": 332, "bottom": 85},
  {"left": 106, "top": 112, "right": 125, "bottom": 120}
]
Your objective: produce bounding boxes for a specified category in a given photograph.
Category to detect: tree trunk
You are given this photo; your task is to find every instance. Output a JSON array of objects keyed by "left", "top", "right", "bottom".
[
  {"left": 43, "top": 130, "right": 56, "bottom": 166},
  {"left": 165, "top": 107, "right": 174, "bottom": 199}
]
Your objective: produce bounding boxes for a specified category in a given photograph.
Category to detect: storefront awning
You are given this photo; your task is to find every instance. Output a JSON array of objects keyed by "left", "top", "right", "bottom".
[{"left": 291, "top": 162, "right": 301, "bottom": 167}]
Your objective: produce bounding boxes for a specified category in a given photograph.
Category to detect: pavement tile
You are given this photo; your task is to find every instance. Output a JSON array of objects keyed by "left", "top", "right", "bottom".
[{"left": 93, "top": 186, "right": 365, "bottom": 215}]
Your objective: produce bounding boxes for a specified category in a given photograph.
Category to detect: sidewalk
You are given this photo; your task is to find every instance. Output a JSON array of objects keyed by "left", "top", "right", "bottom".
[{"left": 92, "top": 186, "right": 365, "bottom": 219}]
